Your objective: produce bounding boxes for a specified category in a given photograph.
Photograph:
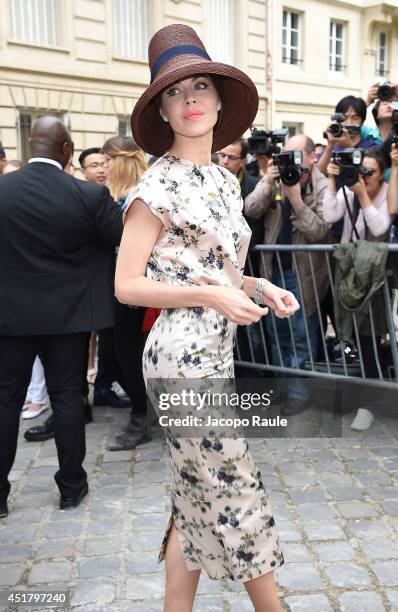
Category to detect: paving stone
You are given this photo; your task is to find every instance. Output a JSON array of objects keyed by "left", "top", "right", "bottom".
[
  {"left": 119, "top": 601, "right": 163, "bottom": 612},
  {"left": 126, "top": 551, "right": 163, "bottom": 574},
  {"left": 277, "top": 522, "right": 303, "bottom": 542},
  {"left": 125, "top": 573, "right": 165, "bottom": 599},
  {"left": 313, "top": 460, "right": 345, "bottom": 472},
  {"left": 89, "top": 500, "right": 125, "bottom": 519},
  {"left": 193, "top": 595, "right": 224, "bottom": 611},
  {"left": 0, "top": 543, "right": 31, "bottom": 563},
  {"left": 284, "top": 594, "right": 333, "bottom": 612},
  {"left": 372, "top": 561, "right": 398, "bottom": 586},
  {"left": 131, "top": 512, "right": 169, "bottom": 531},
  {"left": 45, "top": 520, "right": 82, "bottom": 538},
  {"left": 359, "top": 538, "right": 398, "bottom": 561},
  {"left": 71, "top": 580, "right": 117, "bottom": 606},
  {"left": 358, "top": 472, "right": 392, "bottom": 485},
  {"left": 288, "top": 487, "right": 327, "bottom": 504},
  {"left": 86, "top": 518, "right": 123, "bottom": 536},
  {"left": 92, "top": 486, "right": 128, "bottom": 500},
  {"left": 338, "top": 591, "right": 385, "bottom": 612},
  {"left": 348, "top": 459, "right": 381, "bottom": 472},
  {"left": 381, "top": 500, "right": 398, "bottom": 516},
  {"left": 82, "top": 536, "right": 123, "bottom": 557},
  {"left": 282, "top": 543, "right": 312, "bottom": 563},
  {"left": 295, "top": 504, "right": 336, "bottom": 521},
  {"left": 277, "top": 564, "right": 323, "bottom": 591},
  {"left": 371, "top": 446, "right": 398, "bottom": 458},
  {"left": 0, "top": 525, "right": 36, "bottom": 543},
  {"left": 0, "top": 563, "right": 23, "bottom": 586},
  {"left": 337, "top": 448, "right": 371, "bottom": 460},
  {"left": 28, "top": 560, "right": 73, "bottom": 584},
  {"left": 303, "top": 521, "right": 345, "bottom": 541},
  {"left": 336, "top": 500, "right": 379, "bottom": 519},
  {"left": 348, "top": 520, "right": 394, "bottom": 540},
  {"left": 128, "top": 531, "right": 164, "bottom": 552},
  {"left": 327, "top": 485, "right": 366, "bottom": 501},
  {"left": 78, "top": 555, "right": 120, "bottom": 578},
  {"left": 313, "top": 541, "right": 356, "bottom": 562},
  {"left": 278, "top": 462, "right": 311, "bottom": 474},
  {"left": 318, "top": 472, "right": 356, "bottom": 487},
  {"left": 130, "top": 496, "right": 168, "bottom": 515},
  {"left": 2, "top": 507, "right": 44, "bottom": 524},
  {"left": 324, "top": 563, "right": 373, "bottom": 588},
  {"left": 226, "top": 594, "right": 256, "bottom": 611},
  {"left": 35, "top": 539, "right": 76, "bottom": 559},
  {"left": 131, "top": 484, "right": 166, "bottom": 498},
  {"left": 281, "top": 473, "right": 318, "bottom": 488},
  {"left": 386, "top": 590, "right": 398, "bottom": 609}
]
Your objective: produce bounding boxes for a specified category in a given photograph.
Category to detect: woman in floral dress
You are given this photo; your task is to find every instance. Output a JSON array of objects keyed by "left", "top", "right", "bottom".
[{"left": 115, "top": 24, "right": 299, "bottom": 612}]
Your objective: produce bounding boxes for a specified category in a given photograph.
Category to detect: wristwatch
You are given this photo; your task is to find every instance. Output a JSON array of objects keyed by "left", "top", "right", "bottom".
[{"left": 253, "top": 278, "right": 270, "bottom": 305}]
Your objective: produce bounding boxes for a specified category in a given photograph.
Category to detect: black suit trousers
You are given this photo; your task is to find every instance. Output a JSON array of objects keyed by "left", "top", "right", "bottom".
[{"left": 0, "top": 333, "right": 89, "bottom": 503}]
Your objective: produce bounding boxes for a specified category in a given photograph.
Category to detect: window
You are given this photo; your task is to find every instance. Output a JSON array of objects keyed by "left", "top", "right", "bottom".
[
  {"left": 282, "top": 10, "right": 300, "bottom": 65},
  {"left": 118, "top": 118, "right": 132, "bottom": 137},
  {"left": 18, "top": 111, "right": 67, "bottom": 161},
  {"left": 376, "top": 32, "right": 388, "bottom": 77},
  {"left": 329, "top": 21, "right": 344, "bottom": 72},
  {"left": 113, "top": 0, "right": 148, "bottom": 60},
  {"left": 205, "top": 0, "right": 234, "bottom": 63},
  {"left": 9, "top": 0, "right": 61, "bottom": 47},
  {"left": 282, "top": 122, "right": 303, "bottom": 138}
]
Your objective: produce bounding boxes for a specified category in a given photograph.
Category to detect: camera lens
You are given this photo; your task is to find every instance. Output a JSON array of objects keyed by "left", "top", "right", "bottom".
[
  {"left": 329, "top": 123, "right": 343, "bottom": 137},
  {"left": 377, "top": 83, "right": 393, "bottom": 101},
  {"left": 281, "top": 167, "right": 301, "bottom": 186},
  {"left": 340, "top": 167, "right": 358, "bottom": 187}
]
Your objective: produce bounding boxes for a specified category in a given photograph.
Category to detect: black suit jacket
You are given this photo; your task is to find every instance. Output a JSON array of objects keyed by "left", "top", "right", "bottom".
[{"left": 0, "top": 161, "right": 123, "bottom": 335}]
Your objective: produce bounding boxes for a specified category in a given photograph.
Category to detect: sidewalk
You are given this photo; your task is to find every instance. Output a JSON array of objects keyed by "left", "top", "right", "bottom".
[{"left": 1, "top": 405, "right": 398, "bottom": 611}]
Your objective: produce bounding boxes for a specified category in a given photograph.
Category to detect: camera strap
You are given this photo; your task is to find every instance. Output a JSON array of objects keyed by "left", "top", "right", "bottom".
[{"left": 342, "top": 186, "right": 361, "bottom": 242}]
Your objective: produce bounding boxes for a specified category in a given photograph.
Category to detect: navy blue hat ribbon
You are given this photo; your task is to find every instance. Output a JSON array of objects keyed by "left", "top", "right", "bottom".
[{"left": 150, "top": 45, "right": 211, "bottom": 83}]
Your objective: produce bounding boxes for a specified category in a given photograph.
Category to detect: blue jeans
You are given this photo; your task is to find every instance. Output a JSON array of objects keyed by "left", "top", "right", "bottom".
[{"left": 266, "top": 267, "right": 319, "bottom": 401}]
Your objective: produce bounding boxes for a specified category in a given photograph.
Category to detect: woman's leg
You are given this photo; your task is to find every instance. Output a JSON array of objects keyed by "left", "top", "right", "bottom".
[
  {"left": 163, "top": 521, "right": 201, "bottom": 612},
  {"left": 244, "top": 570, "right": 283, "bottom": 612}
]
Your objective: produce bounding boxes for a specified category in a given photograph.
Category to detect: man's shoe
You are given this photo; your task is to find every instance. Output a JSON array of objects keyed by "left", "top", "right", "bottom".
[
  {"left": 60, "top": 483, "right": 89, "bottom": 510},
  {"left": 93, "top": 389, "right": 131, "bottom": 409},
  {"left": 24, "top": 415, "right": 54, "bottom": 442},
  {"left": 281, "top": 398, "right": 308, "bottom": 417},
  {"left": 108, "top": 417, "right": 151, "bottom": 451},
  {"left": 351, "top": 408, "right": 375, "bottom": 431},
  {"left": 0, "top": 502, "right": 8, "bottom": 519}
]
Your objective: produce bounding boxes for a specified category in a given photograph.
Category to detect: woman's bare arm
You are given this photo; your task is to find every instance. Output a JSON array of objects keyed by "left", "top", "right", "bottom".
[{"left": 115, "top": 200, "right": 267, "bottom": 325}]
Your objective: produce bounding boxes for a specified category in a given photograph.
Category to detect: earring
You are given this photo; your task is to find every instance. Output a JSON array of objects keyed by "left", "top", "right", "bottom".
[
  {"left": 217, "top": 103, "right": 221, "bottom": 111},
  {"left": 162, "top": 116, "right": 169, "bottom": 123}
]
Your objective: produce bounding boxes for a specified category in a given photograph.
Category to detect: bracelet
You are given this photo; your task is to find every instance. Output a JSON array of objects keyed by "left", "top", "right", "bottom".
[{"left": 253, "top": 278, "right": 270, "bottom": 305}]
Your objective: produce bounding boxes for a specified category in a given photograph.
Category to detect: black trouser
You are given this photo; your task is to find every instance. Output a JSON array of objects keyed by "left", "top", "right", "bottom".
[
  {"left": 95, "top": 327, "right": 118, "bottom": 393},
  {"left": 114, "top": 302, "right": 147, "bottom": 415},
  {"left": 0, "top": 333, "right": 88, "bottom": 504}
]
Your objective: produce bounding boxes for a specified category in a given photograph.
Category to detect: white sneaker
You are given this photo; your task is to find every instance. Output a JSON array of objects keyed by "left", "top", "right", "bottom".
[
  {"left": 22, "top": 404, "right": 49, "bottom": 420},
  {"left": 350, "top": 408, "right": 375, "bottom": 431}
]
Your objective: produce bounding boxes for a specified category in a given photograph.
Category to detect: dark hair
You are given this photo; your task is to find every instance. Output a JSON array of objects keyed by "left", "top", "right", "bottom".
[
  {"left": 231, "top": 138, "right": 248, "bottom": 159},
  {"left": 0, "top": 142, "right": 5, "bottom": 158},
  {"left": 363, "top": 148, "right": 386, "bottom": 174},
  {"left": 372, "top": 100, "right": 381, "bottom": 126},
  {"left": 79, "top": 147, "right": 103, "bottom": 167},
  {"left": 335, "top": 96, "right": 367, "bottom": 124}
]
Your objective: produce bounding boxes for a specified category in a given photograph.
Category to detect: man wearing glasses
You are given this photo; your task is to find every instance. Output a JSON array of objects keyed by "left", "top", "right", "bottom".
[{"left": 79, "top": 148, "right": 109, "bottom": 185}]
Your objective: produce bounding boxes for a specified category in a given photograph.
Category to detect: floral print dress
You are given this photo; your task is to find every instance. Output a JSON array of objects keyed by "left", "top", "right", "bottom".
[{"left": 125, "top": 153, "right": 283, "bottom": 582}]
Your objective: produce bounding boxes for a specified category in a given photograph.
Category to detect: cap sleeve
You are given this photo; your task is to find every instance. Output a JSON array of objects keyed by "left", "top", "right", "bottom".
[{"left": 123, "top": 173, "right": 169, "bottom": 225}]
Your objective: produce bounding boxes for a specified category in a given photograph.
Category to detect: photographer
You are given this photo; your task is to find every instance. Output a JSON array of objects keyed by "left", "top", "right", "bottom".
[
  {"left": 245, "top": 134, "right": 331, "bottom": 413},
  {"left": 317, "top": 96, "right": 379, "bottom": 179},
  {"left": 388, "top": 144, "right": 398, "bottom": 215},
  {"left": 324, "top": 149, "right": 392, "bottom": 431}
]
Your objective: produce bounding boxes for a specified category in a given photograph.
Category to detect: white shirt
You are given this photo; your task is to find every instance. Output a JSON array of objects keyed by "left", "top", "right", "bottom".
[{"left": 28, "top": 157, "right": 62, "bottom": 171}]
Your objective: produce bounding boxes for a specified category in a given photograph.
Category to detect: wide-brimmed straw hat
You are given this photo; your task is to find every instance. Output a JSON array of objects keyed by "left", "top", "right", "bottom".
[{"left": 131, "top": 24, "right": 259, "bottom": 157}]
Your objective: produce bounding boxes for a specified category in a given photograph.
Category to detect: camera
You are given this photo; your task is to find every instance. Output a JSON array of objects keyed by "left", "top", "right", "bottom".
[
  {"left": 378, "top": 81, "right": 394, "bottom": 101},
  {"left": 323, "top": 113, "right": 361, "bottom": 139},
  {"left": 391, "top": 101, "right": 398, "bottom": 146},
  {"left": 247, "top": 127, "right": 288, "bottom": 156},
  {"left": 273, "top": 150, "right": 304, "bottom": 186},
  {"left": 331, "top": 148, "right": 373, "bottom": 187}
]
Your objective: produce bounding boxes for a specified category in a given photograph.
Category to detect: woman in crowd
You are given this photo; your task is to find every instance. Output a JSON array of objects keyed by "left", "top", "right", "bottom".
[
  {"left": 388, "top": 144, "right": 398, "bottom": 214},
  {"left": 115, "top": 23, "right": 299, "bottom": 612},
  {"left": 102, "top": 136, "right": 150, "bottom": 450},
  {"left": 324, "top": 149, "right": 392, "bottom": 431}
]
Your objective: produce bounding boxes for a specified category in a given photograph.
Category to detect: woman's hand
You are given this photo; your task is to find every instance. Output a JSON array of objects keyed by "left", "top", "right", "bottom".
[
  {"left": 327, "top": 161, "right": 341, "bottom": 177},
  {"left": 349, "top": 175, "right": 366, "bottom": 196},
  {"left": 208, "top": 286, "right": 268, "bottom": 325},
  {"left": 391, "top": 143, "right": 398, "bottom": 167},
  {"left": 263, "top": 282, "right": 300, "bottom": 318}
]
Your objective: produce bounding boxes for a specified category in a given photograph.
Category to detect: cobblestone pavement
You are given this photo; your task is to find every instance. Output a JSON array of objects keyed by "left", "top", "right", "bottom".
[{"left": 1, "top": 405, "right": 398, "bottom": 612}]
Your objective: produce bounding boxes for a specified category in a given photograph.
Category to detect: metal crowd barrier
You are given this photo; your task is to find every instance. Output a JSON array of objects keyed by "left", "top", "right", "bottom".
[{"left": 234, "top": 244, "right": 398, "bottom": 390}]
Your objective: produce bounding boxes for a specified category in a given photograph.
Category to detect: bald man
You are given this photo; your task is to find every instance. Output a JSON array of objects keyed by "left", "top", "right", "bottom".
[
  {"left": 244, "top": 134, "right": 331, "bottom": 414},
  {"left": 0, "top": 116, "right": 123, "bottom": 518}
]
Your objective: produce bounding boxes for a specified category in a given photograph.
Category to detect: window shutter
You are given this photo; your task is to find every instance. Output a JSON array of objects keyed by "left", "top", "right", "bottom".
[{"left": 113, "top": 0, "right": 148, "bottom": 60}]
